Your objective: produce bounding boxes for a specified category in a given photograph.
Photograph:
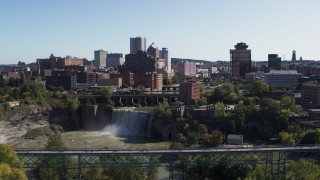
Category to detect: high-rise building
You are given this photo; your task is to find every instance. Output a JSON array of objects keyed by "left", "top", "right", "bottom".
[
  {"left": 107, "top": 53, "right": 124, "bottom": 68},
  {"left": 94, "top": 49, "right": 107, "bottom": 69},
  {"left": 160, "top": 47, "right": 171, "bottom": 73},
  {"left": 268, "top": 54, "right": 281, "bottom": 71},
  {"left": 147, "top": 43, "right": 159, "bottom": 58},
  {"left": 130, "top": 37, "right": 146, "bottom": 54},
  {"left": 230, "top": 42, "right": 251, "bottom": 77},
  {"left": 122, "top": 51, "right": 158, "bottom": 73},
  {"left": 291, "top": 50, "right": 297, "bottom": 62}
]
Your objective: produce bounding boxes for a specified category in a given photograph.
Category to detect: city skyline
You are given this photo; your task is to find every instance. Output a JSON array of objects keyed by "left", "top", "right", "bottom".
[{"left": 1, "top": 0, "right": 320, "bottom": 64}]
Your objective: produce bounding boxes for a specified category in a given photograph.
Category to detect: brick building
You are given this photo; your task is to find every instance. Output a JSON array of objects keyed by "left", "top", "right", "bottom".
[
  {"left": 110, "top": 73, "right": 134, "bottom": 87},
  {"left": 179, "top": 81, "right": 200, "bottom": 105},
  {"left": 134, "top": 73, "right": 163, "bottom": 90}
]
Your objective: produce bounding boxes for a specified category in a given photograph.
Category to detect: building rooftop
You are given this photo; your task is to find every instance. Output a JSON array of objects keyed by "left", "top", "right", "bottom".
[
  {"left": 234, "top": 42, "right": 248, "bottom": 50},
  {"left": 267, "top": 70, "right": 301, "bottom": 75}
]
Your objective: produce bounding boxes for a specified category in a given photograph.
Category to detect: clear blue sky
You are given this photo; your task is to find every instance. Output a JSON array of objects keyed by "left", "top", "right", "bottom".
[{"left": 1, "top": 0, "right": 320, "bottom": 64}]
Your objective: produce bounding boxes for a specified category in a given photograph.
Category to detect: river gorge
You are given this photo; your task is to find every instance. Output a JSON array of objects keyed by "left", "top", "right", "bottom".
[{"left": 0, "top": 104, "right": 171, "bottom": 150}]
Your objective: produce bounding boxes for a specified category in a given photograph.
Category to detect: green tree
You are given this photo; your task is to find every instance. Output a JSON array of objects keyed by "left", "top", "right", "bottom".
[
  {"left": 211, "top": 130, "right": 224, "bottom": 146},
  {"left": 247, "top": 80, "right": 269, "bottom": 97},
  {"left": 300, "top": 128, "right": 320, "bottom": 144},
  {"left": 20, "top": 80, "right": 46, "bottom": 100},
  {"left": 287, "top": 160, "right": 320, "bottom": 179},
  {"left": 210, "top": 83, "right": 239, "bottom": 103},
  {"left": 279, "top": 131, "right": 296, "bottom": 145},
  {"left": 154, "top": 98, "right": 172, "bottom": 121},
  {"left": 175, "top": 133, "right": 187, "bottom": 144},
  {"left": 107, "top": 157, "right": 145, "bottom": 180},
  {"left": 197, "top": 96, "right": 207, "bottom": 106},
  {"left": 281, "top": 96, "right": 295, "bottom": 110},
  {"left": 146, "top": 156, "right": 159, "bottom": 180},
  {"left": 214, "top": 101, "right": 226, "bottom": 120},
  {"left": 97, "top": 87, "right": 113, "bottom": 105},
  {"left": 37, "top": 134, "right": 70, "bottom": 180}
]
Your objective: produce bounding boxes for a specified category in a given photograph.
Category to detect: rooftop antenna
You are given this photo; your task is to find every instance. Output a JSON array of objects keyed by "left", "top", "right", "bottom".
[{"left": 283, "top": 54, "right": 285, "bottom": 61}]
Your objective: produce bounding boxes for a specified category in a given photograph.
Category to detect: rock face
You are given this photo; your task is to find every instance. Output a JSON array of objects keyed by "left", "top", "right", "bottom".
[{"left": 0, "top": 105, "right": 50, "bottom": 145}]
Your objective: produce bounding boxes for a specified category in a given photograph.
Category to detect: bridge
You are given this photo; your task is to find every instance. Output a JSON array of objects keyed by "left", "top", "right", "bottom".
[
  {"left": 16, "top": 146, "right": 320, "bottom": 179},
  {"left": 74, "top": 91, "right": 179, "bottom": 106}
]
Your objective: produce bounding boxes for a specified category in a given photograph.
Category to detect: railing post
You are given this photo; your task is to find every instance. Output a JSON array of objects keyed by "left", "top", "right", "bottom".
[{"left": 78, "top": 154, "right": 82, "bottom": 180}]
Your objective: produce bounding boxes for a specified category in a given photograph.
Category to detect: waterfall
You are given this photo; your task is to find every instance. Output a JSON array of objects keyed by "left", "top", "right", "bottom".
[{"left": 103, "top": 108, "right": 153, "bottom": 137}]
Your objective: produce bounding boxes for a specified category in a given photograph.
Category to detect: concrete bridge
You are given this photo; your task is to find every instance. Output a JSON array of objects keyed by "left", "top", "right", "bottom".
[{"left": 16, "top": 146, "right": 320, "bottom": 179}]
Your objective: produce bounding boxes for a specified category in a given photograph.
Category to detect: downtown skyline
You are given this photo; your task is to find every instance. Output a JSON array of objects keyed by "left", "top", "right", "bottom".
[{"left": 1, "top": 0, "right": 320, "bottom": 64}]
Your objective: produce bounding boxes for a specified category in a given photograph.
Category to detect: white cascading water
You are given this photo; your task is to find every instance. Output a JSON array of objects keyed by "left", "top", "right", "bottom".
[{"left": 103, "top": 108, "right": 153, "bottom": 137}]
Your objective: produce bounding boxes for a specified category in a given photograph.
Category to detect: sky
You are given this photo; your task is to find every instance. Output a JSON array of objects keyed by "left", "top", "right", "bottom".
[{"left": 1, "top": 0, "right": 320, "bottom": 64}]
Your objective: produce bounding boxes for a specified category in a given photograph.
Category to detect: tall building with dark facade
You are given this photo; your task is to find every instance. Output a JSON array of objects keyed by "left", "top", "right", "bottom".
[
  {"left": 268, "top": 54, "right": 281, "bottom": 71},
  {"left": 301, "top": 83, "right": 320, "bottom": 108},
  {"left": 46, "top": 74, "right": 77, "bottom": 91},
  {"left": 130, "top": 37, "right": 146, "bottom": 54},
  {"left": 122, "top": 51, "right": 158, "bottom": 73},
  {"left": 291, "top": 50, "right": 297, "bottom": 62},
  {"left": 230, "top": 42, "right": 251, "bottom": 77},
  {"left": 106, "top": 53, "right": 124, "bottom": 68}
]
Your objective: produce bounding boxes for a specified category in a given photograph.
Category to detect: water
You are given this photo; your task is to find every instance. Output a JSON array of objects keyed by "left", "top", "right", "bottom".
[
  {"left": 103, "top": 108, "right": 153, "bottom": 137},
  {"left": 14, "top": 131, "right": 170, "bottom": 149}
]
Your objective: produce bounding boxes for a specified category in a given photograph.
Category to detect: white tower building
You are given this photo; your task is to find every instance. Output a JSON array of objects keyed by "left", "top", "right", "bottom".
[{"left": 94, "top": 49, "right": 107, "bottom": 69}]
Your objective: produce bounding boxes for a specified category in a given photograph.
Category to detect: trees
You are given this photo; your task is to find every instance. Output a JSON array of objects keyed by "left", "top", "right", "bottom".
[
  {"left": 51, "top": 94, "right": 80, "bottom": 111},
  {"left": 214, "top": 102, "right": 226, "bottom": 120},
  {"left": 279, "top": 131, "right": 296, "bottom": 145},
  {"left": 210, "top": 83, "right": 239, "bottom": 104},
  {"left": 171, "top": 74, "right": 184, "bottom": 84},
  {"left": 287, "top": 160, "right": 320, "bottom": 179},
  {"left": 247, "top": 80, "right": 269, "bottom": 97},
  {"left": 300, "top": 129, "right": 320, "bottom": 145},
  {"left": 96, "top": 87, "right": 113, "bottom": 105},
  {"left": 37, "top": 134, "right": 69, "bottom": 179},
  {"left": 280, "top": 96, "right": 295, "bottom": 111},
  {"left": 20, "top": 80, "right": 46, "bottom": 101},
  {"left": 201, "top": 130, "right": 224, "bottom": 146},
  {"left": 154, "top": 98, "right": 172, "bottom": 121},
  {"left": 0, "top": 144, "right": 27, "bottom": 180}
]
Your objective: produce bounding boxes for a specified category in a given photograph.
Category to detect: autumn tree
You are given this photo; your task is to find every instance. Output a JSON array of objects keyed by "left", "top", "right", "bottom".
[{"left": 0, "top": 144, "right": 27, "bottom": 180}]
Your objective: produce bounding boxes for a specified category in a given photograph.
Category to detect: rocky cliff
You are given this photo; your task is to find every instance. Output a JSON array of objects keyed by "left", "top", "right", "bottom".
[{"left": 0, "top": 104, "right": 51, "bottom": 145}]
